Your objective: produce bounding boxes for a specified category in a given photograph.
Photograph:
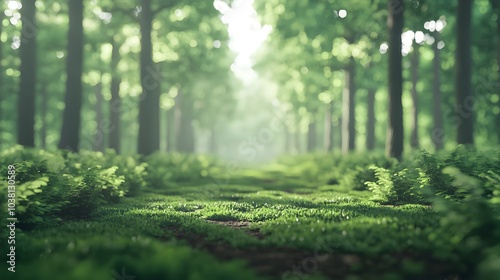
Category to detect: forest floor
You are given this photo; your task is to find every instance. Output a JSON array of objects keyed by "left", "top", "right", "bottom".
[{"left": 6, "top": 165, "right": 464, "bottom": 280}]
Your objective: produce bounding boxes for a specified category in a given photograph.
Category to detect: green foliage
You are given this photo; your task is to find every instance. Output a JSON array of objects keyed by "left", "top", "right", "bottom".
[
  {"left": 364, "top": 165, "right": 425, "bottom": 204},
  {"left": 2, "top": 148, "right": 500, "bottom": 279},
  {"left": 432, "top": 167, "right": 500, "bottom": 278},
  {"left": 145, "top": 152, "right": 220, "bottom": 188},
  {"left": 0, "top": 147, "right": 231, "bottom": 227},
  {"left": 0, "top": 147, "right": 146, "bottom": 227},
  {"left": 362, "top": 148, "right": 500, "bottom": 204}
]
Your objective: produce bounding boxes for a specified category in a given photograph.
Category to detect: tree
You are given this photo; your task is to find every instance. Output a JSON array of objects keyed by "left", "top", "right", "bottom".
[
  {"left": 17, "top": 0, "right": 37, "bottom": 147},
  {"left": 109, "top": 36, "right": 122, "bottom": 153},
  {"left": 455, "top": 0, "right": 474, "bottom": 145},
  {"left": 432, "top": 30, "right": 444, "bottom": 150},
  {"left": 93, "top": 80, "right": 104, "bottom": 152},
  {"left": 490, "top": 0, "right": 500, "bottom": 144},
  {"left": 324, "top": 101, "right": 334, "bottom": 151},
  {"left": 175, "top": 90, "right": 195, "bottom": 153},
  {"left": 386, "top": 0, "right": 404, "bottom": 160},
  {"left": 342, "top": 56, "right": 356, "bottom": 154},
  {"left": 409, "top": 43, "right": 420, "bottom": 148},
  {"left": 0, "top": 2, "right": 4, "bottom": 148},
  {"left": 39, "top": 83, "right": 47, "bottom": 148},
  {"left": 307, "top": 116, "right": 317, "bottom": 152},
  {"left": 137, "top": 0, "right": 160, "bottom": 155},
  {"left": 58, "top": 0, "right": 84, "bottom": 152}
]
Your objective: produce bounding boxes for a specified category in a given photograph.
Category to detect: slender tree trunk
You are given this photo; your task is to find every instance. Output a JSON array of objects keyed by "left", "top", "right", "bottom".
[
  {"left": 93, "top": 81, "right": 105, "bottom": 152},
  {"left": 294, "top": 115, "right": 301, "bottom": 153},
  {"left": 209, "top": 126, "right": 217, "bottom": 154},
  {"left": 366, "top": 89, "right": 376, "bottom": 150},
  {"left": 58, "top": 0, "right": 83, "bottom": 152},
  {"left": 284, "top": 124, "right": 291, "bottom": 153},
  {"left": 175, "top": 90, "right": 195, "bottom": 153},
  {"left": 307, "top": 119, "right": 316, "bottom": 152},
  {"left": 492, "top": 0, "right": 500, "bottom": 144},
  {"left": 432, "top": 32, "right": 444, "bottom": 150},
  {"left": 386, "top": 0, "right": 404, "bottom": 160},
  {"left": 410, "top": 44, "right": 420, "bottom": 148},
  {"left": 455, "top": 0, "right": 474, "bottom": 145},
  {"left": 174, "top": 90, "right": 182, "bottom": 152},
  {"left": 40, "top": 83, "right": 47, "bottom": 148},
  {"left": 0, "top": 6, "right": 4, "bottom": 147},
  {"left": 109, "top": 37, "right": 121, "bottom": 153},
  {"left": 494, "top": 26, "right": 500, "bottom": 143},
  {"left": 342, "top": 56, "right": 356, "bottom": 154},
  {"left": 324, "top": 102, "right": 333, "bottom": 151},
  {"left": 18, "top": 0, "right": 37, "bottom": 147},
  {"left": 166, "top": 107, "right": 174, "bottom": 152},
  {"left": 137, "top": 0, "right": 160, "bottom": 155}
]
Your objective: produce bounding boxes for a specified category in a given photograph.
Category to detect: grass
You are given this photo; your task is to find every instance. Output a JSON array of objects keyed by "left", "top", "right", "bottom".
[{"left": 0, "top": 165, "right": 474, "bottom": 280}]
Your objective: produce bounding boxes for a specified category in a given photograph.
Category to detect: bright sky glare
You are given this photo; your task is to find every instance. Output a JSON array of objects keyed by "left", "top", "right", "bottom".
[{"left": 214, "top": 0, "right": 272, "bottom": 83}]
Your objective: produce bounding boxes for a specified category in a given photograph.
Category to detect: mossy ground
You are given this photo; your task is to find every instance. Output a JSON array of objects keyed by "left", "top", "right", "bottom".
[{"left": 2, "top": 164, "right": 469, "bottom": 280}]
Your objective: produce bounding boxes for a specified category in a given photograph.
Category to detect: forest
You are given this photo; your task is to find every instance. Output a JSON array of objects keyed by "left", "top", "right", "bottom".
[{"left": 0, "top": 0, "right": 499, "bottom": 279}]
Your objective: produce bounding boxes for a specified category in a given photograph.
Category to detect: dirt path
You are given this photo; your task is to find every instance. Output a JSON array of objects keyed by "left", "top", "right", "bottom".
[{"left": 162, "top": 221, "right": 460, "bottom": 280}]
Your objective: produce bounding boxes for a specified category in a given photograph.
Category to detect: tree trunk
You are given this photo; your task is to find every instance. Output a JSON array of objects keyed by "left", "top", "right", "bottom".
[
  {"left": 284, "top": 124, "right": 291, "bottom": 153},
  {"left": 176, "top": 90, "right": 195, "bottom": 153},
  {"left": 386, "top": 0, "right": 404, "bottom": 160},
  {"left": 137, "top": 0, "right": 160, "bottom": 155},
  {"left": 166, "top": 107, "right": 174, "bottom": 152},
  {"left": 496, "top": 16, "right": 500, "bottom": 144},
  {"left": 342, "top": 56, "right": 356, "bottom": 154},
  {"left": 109, "top": 37, "right": 121, "bottom": 153},
  {"left": 324, "top": 101, "right": 333, "bottom": 151},
  {"left": 0, "top": 5, "right": 4, "bottom": 147},
  {"left": 432, "top": 32, "right": 444, "bottom": 150},
  {"left": 294, "top": 115, "right": 301, "bottom": 153},
  {"left": 58, "top": 0, "right": 83, "bottom": 152},
  {"left": 209, "top": 126, "right": 217, "bottom": 154},
  {"left": 307, "top": 119, "right": 316, "bottom": 152},
  {"left": 18, "top": 0, "right": 37, "bottom": 147},
  {"left": 366, "top": 89, "right": 376, "bottom": 150},
  {"left": 492, "top": 0, "right": 500, "bottom": 144},
  {"left": 455, "top": 0, "right": 474, "bottom": 145},
  {"left": 93, "top": 81, "right": 105, "bottom": 152},
  {"left": 40, "top": 83, "right": 47, "bottom": 148},
  {"left": 410, "top": 44, "right": 420, "bottom": 148}
]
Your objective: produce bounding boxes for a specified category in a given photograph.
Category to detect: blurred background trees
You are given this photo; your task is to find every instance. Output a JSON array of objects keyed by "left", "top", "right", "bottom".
[{"left": 1, "top": 0, "right": 499, "bottom": 161}]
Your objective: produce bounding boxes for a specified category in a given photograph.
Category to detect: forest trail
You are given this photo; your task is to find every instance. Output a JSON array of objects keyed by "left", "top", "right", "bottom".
[{"left": 155, "top": 169, "right": 459, "bottom": 280}]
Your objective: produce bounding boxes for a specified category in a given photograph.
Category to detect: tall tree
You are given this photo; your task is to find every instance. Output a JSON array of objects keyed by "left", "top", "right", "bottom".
[
  {"left": 386, "top": 0, "right": 404, "bottom": 160},
  {"left": 366, "top": 89, "right": 376, "bottom": 150},
  {"left": 455, "top": 0, "right": 474, "bottom": 145},
  {"left": 166, "top": 107, "right": 175, "bottom": 152},
  {"left": 40, "top": 83, "right": 47, "bottom": 148},
  {"left": 342, "top": 56, "right": 356, "bottom": 154},
  {"left": 175, "top": 90, "right": 195, "bottom": 153},
  {"left": 491, "top": 0, "right": 500, "bottom": 144},
  {"left": 409, "top": 44, "right": 420, "bottom": 148},
  {"left": 307, "top": 118, "right": 316, "bottom": 152},
  {"left": 137, "top": 0, "right": 176, "bottom": 155},
  {"left": 17, "top": 0, "right": 37, "bottom": 147},
  {"left": 324, "top": 101, "right": 333, "bottom": 151},
  {"left": 93, "top": 80, "right": 105, "bottom": 152},
  {"left": 137, "top": 0, "right": 159, "bottom": 155},
  {"left": 432, "top": 31, "right": 444, "bottom": 150},
  {"left": 109, "top": 37, "right": 122, "bottom": 153},
  {"left": 0, "top": 3, "right": 4, "bottom": 147},
  {"left": 58, "top": 0, "right": 84, "bottom": 152}
]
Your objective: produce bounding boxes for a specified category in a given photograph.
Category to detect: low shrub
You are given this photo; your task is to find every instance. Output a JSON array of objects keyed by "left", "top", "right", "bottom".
[{"left": 145, "top": 152, "right": 220, "bottom": 188}]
